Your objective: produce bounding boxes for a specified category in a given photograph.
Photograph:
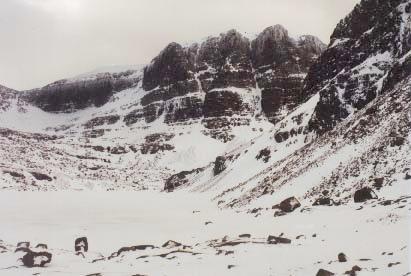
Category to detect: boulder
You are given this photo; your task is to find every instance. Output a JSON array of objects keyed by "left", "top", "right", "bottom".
[
  {"left": 313, "top": 197, "right": 334, "bottom": 206},
  {"left": 276, "top": 197, "right": 301, "bottom": 212},
  {"left": 22, "top": 250, "right": 52, "bottom": 268},
  {"left": 373, "top": 177, "right": 384, "bottom": 189},
  {"left": 267, "top": 235, "right": 291, "bottom": 244},
  {"left": 164, "top": 168, "right": 204, "bottom": 192},
  {"left": 35, "top": 243, "right": 48, "bottom": 250},
  {"left": 273, "top": 210, "right": 287, "bottom": 217},
  {"left": 354, "top": 187, "right": 378, "bottom": 203},
  {"left": 338, "top": 252, "right": 347, "bottom": 262},
  {"left": 316, "top": 269, "right": 335, "bottom": 276},
  {"left": 345, "top": 265, "right": 361, "bottom": 275},
  {"left": 162, "top": 240, "right": 182, "bottom": 249},
  {"left": 16, "top": 241, "right": 30, "bottom": 248},
  {"left": 30, "top": 172, "right": 52, "bottom": 181},
  {"left": 75, "top": 237, "right": 88, "bottom": 252},
  {"left": 256, "top": 148, "right": 271, "bottom": 163},
  {"left": 213, "top": 156, "right": 227, "bottom": 176}
]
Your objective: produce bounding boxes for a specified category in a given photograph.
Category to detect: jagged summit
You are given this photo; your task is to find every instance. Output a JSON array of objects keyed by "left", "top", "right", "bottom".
[
  {"left": 138, "top": 25, "right": 325, "bottom": 125},
  {"left": 297, "top": 35, "right": 326, "bottom": 54},
  {"left": 260, "top": 24, "right": 289, "bottom": 40}
]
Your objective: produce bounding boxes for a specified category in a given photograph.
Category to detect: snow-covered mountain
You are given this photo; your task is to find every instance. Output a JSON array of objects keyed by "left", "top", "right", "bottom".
[
  {"left": 0, "top": 0, "right": 410, "bottom": 275},
  {"left": 0, "top": 24, "right": 327, "bottom": 191}
]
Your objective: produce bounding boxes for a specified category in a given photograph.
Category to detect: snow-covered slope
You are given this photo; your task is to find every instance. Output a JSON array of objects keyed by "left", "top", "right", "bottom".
[{"left": 0, "top": 72, "right": 273, "bottom": 191}]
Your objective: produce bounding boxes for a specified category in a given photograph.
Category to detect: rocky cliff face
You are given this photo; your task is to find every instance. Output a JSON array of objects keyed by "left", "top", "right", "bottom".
[
  {"left": 252, "top": 25, "right": 325, "bottom": 123},
  {"left": 10, "top": 25, "right": 324, "bottom": 129},
  {"left": 135, "top": 26, "right": 325, "bottom": 128},
  {"left": 306, "top": 0, "right": 411, "bottom": 135},
  {"left": 24, "top": 70, "right": 141, "bottom": 113}
]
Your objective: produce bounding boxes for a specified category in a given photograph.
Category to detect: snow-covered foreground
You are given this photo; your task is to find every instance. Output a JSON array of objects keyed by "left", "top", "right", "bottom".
[{"left": 0, "top": 189, "right": 410, "bottom": 276}]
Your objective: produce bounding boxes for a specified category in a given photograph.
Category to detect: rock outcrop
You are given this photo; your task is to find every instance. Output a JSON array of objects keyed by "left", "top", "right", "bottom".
[
  {"left": 354, "top": 187, "right": 378, "bottom": 203},
  {"left": 252, "top": 25, "right": 326, "bottom": 123},
  {"left": 306, "top": 0, "right": 411, "bottom": 135},
  {"left": 138, "top": 27, "right": 325, "bottom": 127},
  {"left": 24, "top": 70, "right": 140, "bottom": 113}
]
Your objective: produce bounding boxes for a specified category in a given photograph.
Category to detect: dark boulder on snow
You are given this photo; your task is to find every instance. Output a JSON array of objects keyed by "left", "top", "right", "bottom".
[
  {"left": 345, "top": 265, "right": 362, "bottom": 275},
  {"left": 112, "top": 245, "right": 156, "bottom": 258},
  {"left": 256, "top": 148, "right": 271, "bottom": 162},
  {"left": 21, "top": 250, "right": 52, "bottom": 268},
  {"left": 35, "top": 243, "right": 48, "bottom": 250},
  {"left": 164, "top": 168, "right": 204, "bottom": 192},
  {"left": 338, "top": 252, "right": 347, "bottom": 262},
  {"left": 316, "top": 269, "right": 335, "bottom": 276},
  {"left": 30, "top": 172, "right": 52, "bottom": 181},
  {"left": 162, "top": 240, "right": 182, "bottom": 248},
  {"left": 16, "top": 241, "right": 30, "bottom": 249},
  {"left": 274, "top": 131, "right": 290, "bottom": 143},
  {"left": 313, "top": 197, "right": 335, "bottom": 206},
  {"left": 267, "top": 235, "right": 291, "bottom": 244},
  {"left": 373, "top": 177, "right": 384, "bottom": 190},
  {"left": 275, "top": 196, "right": 301, "bottom": 212},
  {"left": 213, "top": 156, "right": 227, "bottom": 176},
  {"left": 75, "top": 237, "right": 88, "bottom": 252},
  {"left": 316, "top": 268, "right": 335, "bottom": 276},
  {"left": 353, "top": 187, "right": 378, "bottom": 203},
  {"left": 15, "top": 247, "right": 31, "bottom": 253}
]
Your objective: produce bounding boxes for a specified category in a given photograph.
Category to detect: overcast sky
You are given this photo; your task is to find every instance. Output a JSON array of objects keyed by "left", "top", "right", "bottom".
[{"left": 0, "top": 0, "right": 360, "bottom": 90}]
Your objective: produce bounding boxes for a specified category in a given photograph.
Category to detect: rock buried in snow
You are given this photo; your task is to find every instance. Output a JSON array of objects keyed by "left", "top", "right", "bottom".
[
  {"left": 213, "top": 156, "right": 227, "bottom": 176},
  {"left": 35, "top": 243, "right": 48, "bottom": 250},
  {"left": 15, "top": 247, "right": 30, "bottom": 253},
  {"left": 316, "top": 268, "right": 335, "bottom": 276},
  {"left": 162, "top": 240, "right": 182, "bottom": 249},
  {"left": 313, "top": 197, "right": 334, "bottom": 206},
  {"left": 338, "top": 252, "right": 347, "bottom": 262},
  {"left": 273, "top": 210, "right": 287, "bottom": 217},
  {"left": 30, "top": 172, "right": 52, "bottom": 181},
  {"left": 16, "top": 241, "right": 30, "bottom": 249},
  {"left": 22, "top": 250, "right": 52, "bottom": 268},
  {"left": 353, "top": 187, "right": 378, "bottom": 203},
  {"left": 111, "top": 245, "right": 156, "bottom": 258},
  {"left": 267, "top": 235, "right": 291, "bottom": 244},
  {"left": 75, "top": 237, "right": 88, "bottom": 252},
  {"left": 276, "top": 197, "right": 301, "bottom": 212},
  {"left": 344, "top": 265, "right": 361, "bottom": 275}
]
